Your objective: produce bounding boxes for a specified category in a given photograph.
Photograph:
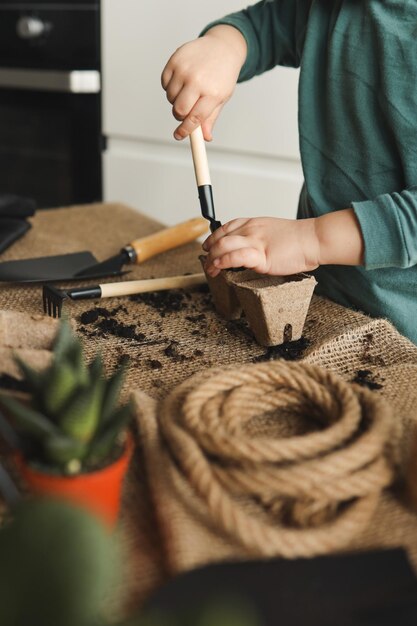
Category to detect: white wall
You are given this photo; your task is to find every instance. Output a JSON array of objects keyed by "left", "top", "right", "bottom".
[{"left": 102, "top": 0, "right": 303, "bottom": 225}]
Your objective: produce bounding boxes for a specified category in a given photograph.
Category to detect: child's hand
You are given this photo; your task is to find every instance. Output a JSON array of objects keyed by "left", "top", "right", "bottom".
[
  {"left": 202, "top": 217, "right": 321, "bottom": 277},
  {"left": 161, "top": 25, "right": 247, "bottom": 141},
  {"left": 202, "top": 210, "right": 365, "bottom": 277}
]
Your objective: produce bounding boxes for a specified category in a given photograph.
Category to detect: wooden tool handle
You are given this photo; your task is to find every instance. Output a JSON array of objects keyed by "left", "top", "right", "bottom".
[
  {"left": 129, "top": 217, "right": 208, "bottom": 264},
  {"left": 190, "top": 127, "right": 211, "bottom": 186},
  {"left": 100, "top": 273, "right": 206, "bottom": 298}
]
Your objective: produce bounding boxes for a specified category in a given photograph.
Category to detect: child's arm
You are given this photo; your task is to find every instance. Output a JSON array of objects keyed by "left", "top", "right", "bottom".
[{"left": 202, "top": 210, "right": 364, "bottom": 277}]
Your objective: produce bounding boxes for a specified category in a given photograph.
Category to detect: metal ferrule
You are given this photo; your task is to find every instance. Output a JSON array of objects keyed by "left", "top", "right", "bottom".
[
  {"left": 68, "top": 286, "right": 102, "bottom": 300},
  {"left": 122, "top": 245, "right": 137, "bottom": 264},
  {"left": 198, "top": 184, "right": 216, "bottom": 221},
  {"left": 210, "top": 220, "right": 222, "bottom": 233}
]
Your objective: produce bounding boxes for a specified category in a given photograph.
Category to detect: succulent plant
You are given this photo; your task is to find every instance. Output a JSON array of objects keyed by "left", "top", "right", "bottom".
[{"left": 0, "top": 321, "right": 131, "bottom": 475}]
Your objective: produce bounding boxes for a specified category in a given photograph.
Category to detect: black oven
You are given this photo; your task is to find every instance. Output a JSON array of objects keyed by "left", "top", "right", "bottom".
[{"left": 0, "top": 0, "right": 102, "bottom": 209}]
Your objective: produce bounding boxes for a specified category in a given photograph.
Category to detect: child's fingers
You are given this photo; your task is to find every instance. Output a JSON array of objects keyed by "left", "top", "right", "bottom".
[
  {"left": 206, "top": 234, "right": 254, "bottom": 264},
  {"left": 202, "top": 105, "right": 223, "bottom": 141},
  {"left": 174, "top": 95, "right": 220, "bottom": 140},
  {"left": 165, "top": 76, "right": 184, "bottom": 105},
  {"left": 206, "top": 247, "right": 264, "bottom": 276},
  {"left": 161, "top": 64, "right": 173, "bottom": 90},
  {"left": 202, "top": 219, "right": 250, "bottom": 250},
  {"left": 172, "top": 87, "right": 201, "bottom": 122}
]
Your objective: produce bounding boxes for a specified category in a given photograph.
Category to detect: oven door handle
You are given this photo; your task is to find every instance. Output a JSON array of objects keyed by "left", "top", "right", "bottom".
[{"left": 0, "top": 68, "right": 100, "bottom": 93}]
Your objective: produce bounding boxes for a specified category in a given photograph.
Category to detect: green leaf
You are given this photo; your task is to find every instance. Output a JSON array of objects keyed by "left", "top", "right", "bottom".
[
  {"left": 88, "top": 353, "right": 104, "bottom": 383},
  {"left": 14, "top": 357, "right": 45, "bottom": 396},
  {"left": 44, "top": 360, "right": 80, "bottom": 417},
  {"left": 59, "top": 380, "right": 104, "bottom": 444},
  {"left": 68, "top": 340, "right": 89, "bottom": 387},
  {"left": 100, "top": 361, "right": 127, "bottom": 427},
  {"left": 43, "top": 433, "right": 88, "bottom": 468},
  {"left": 53, "top": 321, "right": 89, "bottom": 387},
  {"left": 0, "top": 395, "right": 57, "bottom": 440},
  {"left": 87, "top": 403, "right": 131, "bottom": 466},
  {"left": 53, "top": 320, "right": 76, "bottom": 363}
]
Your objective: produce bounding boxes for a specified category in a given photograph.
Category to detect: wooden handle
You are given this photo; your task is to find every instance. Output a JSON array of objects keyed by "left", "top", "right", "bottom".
[
  {"left": 130, "top": 217, "right": 208, "bottom": 264},
  {"left": 190, "top": 127, "right": 211, "bottom": 186},
  {"left": 100, "top": 273, "right": 206, "bottom": 298}
]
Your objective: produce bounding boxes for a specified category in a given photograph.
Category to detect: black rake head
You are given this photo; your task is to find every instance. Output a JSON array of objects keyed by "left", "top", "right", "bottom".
[{"left": 42, "top": 284, "right": 69, "bottom": 318}]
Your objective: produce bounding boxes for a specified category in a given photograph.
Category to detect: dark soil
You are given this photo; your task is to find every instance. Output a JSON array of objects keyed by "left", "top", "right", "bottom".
[
  {"left": 147, "top": 359, "right": 163, "bottom": 370},
  {"left": 352, "top": 369, "right": 384, "bottom": 391},
  {"left": 95, "top": 318, "right": 146, "bottom": 341},
  {"left": 80, "top": 305, "right": 127, "bottom": 325},
  {"left": 225, "top": 319, "right": 258, "bottom": 345},
  {"left": 186, "top": 314, "right": 206, "bottom": 323},
  {"left": 361, "top": 332, "right": 386, "bottom": 367},
  {"left": 252, "top": 337, "right": 310, "bottom": 362},
  {"left": 80, "top": 309, "right": 100, "bottom": 325},
  {"left": 79, "top": 307, "right": 148, "bottom": 342},
  {"left": 0, "top": 374, "right": 30, "bottom": 393},
  {"left": 130, "top": 289, "right": 188, "bottom": 317},
  {"left": 116, "top": 352, "right": 131, "bottom": 368},
  {"left": 164, "top": 341, "right": 188, "bottom": 363}
]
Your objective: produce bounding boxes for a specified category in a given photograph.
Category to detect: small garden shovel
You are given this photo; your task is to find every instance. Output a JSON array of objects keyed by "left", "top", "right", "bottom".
[{"left": 0, "top": 217, "right": 208, "bottom": 283}]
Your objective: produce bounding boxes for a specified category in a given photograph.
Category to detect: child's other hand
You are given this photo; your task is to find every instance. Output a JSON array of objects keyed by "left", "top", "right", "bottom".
[
  {"left": 202, "top": 217, "right": 321, "bottom": 277},
  {"left": 161, "top": 25, "right": 247, "bottom": 141}
]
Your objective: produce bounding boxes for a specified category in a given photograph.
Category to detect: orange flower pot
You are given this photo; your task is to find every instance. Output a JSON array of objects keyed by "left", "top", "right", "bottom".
[{"left": 15, "top": 435, "right": 134, "bottom": 528}]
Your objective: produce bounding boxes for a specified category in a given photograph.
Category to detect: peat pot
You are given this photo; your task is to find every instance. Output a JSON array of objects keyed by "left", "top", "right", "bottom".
[
  {"left": 199, "top": 256, "right": 242, "bottom": 320},
  {"left": 201, "top": 255, "right": 317, "bottom": 347}
]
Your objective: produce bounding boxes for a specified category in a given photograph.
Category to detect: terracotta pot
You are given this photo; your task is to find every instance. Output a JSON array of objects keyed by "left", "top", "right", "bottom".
[{"left": 15, "top": 435, "right": 134, "bottom": 528}]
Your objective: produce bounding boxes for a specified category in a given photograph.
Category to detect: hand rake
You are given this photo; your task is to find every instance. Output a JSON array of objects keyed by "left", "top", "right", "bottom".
[{"left": 42, "top": 273, "right": 206, "bottom": 318}]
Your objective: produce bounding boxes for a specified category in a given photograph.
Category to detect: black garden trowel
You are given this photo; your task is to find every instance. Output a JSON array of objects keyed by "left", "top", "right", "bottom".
[{"left": 0, "top": 217, "right": 208, "bottom": 283}]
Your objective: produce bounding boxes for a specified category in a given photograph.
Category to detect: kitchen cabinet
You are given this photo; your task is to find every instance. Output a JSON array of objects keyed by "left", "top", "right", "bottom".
[{"left": 102, "top": 0, "right": 303, "bottom": 225}]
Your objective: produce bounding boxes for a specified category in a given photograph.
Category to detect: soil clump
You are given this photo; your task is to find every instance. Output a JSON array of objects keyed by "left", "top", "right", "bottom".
[
  {"left": 130, "top": 290, "right": 188, "bottom": 317},
  {"left": 0, "top": 374, "right": 30, "bottom": 393},
  {"left": 352, "top": 369, "right": 384, "bottom": 391},
  {"left": 252, "top": 337, "right": 310, "bottom": 362}
]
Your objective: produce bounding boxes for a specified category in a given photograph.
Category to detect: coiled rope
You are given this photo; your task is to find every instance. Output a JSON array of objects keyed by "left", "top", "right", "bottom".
[{"left": 158, "top": 362, "right": 395, "bottom": 558}]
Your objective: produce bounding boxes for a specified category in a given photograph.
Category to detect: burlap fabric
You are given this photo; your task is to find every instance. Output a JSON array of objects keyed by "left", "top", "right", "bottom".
[
  {"left": 132, "top": 325, "right": 417, "bottom": 574},
  {"left": 2, "top": 203, "right": 417, "bottom": 608}
]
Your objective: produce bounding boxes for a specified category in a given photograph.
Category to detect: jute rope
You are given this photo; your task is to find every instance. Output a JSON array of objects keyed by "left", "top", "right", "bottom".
[{"left": 158, "top": 362, "right": 396, "bottom": 558}]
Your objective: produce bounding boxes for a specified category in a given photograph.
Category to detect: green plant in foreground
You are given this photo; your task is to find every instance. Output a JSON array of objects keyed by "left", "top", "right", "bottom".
[
  {"left": 0, "top": 500, "right": 260, "bottom": 626},
  {"left": 0, "top": 321, "right": 131, "bottom": 475}
]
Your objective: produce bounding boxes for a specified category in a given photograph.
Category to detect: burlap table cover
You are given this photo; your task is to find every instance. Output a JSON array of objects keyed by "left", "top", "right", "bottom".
[{"left": 2, "top": 203, "right": 417, "bottom": 609}]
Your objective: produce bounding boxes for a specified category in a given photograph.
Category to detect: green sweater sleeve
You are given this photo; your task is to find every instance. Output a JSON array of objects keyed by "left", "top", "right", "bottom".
[
  {"left": 352, "top": 188, "right": 417, "bottom": 269},
  {"left": 200, "top": 1, "right": 312, "bottom": 81}
]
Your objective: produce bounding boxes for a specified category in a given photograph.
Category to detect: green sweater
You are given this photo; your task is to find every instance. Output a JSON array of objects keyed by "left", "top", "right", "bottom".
[{"left": 203, "top": 0, "right": 417, "bottom": 344}]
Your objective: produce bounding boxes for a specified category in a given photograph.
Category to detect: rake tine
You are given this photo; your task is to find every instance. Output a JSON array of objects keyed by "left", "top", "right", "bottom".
[{"left": 42, "top": 285, "right": 68, "bottom": 318}]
